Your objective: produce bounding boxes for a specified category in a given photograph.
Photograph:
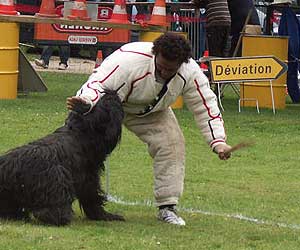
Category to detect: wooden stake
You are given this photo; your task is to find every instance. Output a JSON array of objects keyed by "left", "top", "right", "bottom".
[{"left": 225, "top": 141, "right": 255, "bottom": 154}]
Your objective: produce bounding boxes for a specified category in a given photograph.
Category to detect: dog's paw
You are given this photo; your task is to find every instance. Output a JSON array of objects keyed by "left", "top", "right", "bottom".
[{"left": 100, "top": 212, "right": 125, "bottom": 221}]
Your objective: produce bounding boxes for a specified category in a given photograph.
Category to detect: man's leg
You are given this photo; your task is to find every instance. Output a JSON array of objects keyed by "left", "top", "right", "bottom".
[
  {"left": 34, "top": 46, "right": 53, "bottom": 69},
  {"left": 124, "top": 108, "right": 186, "bottom": 225},
  {"left": 59, "top": 45, "right": 70, "bottom": 66},
  {"left": 40, "top": 46, "right": 53, "bottom": 66}
]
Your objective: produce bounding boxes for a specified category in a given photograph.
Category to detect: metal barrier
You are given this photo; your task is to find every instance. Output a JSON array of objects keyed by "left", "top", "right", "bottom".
[{"left": 170, "top": 8, "right": 206, "bottom": 60}]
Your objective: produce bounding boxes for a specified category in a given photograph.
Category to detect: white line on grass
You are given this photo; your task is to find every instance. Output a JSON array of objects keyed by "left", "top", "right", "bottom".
[{"left": 108, "top": 195, "right": 300, "bottom": 230}]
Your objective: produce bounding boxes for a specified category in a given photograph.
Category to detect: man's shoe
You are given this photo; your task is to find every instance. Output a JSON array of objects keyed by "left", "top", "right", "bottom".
[
  {"left": 34, "top": 59, "right": 48, "bottom": 69},
  {"left": 157, "top": 207, "right": 186, "bottom": 226},
  {"left": 58, "top": 63, "right": 68, "bottom": 70}
]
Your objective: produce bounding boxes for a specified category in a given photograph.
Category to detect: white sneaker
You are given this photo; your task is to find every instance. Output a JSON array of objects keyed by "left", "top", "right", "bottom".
[
  {"left": 34, "top": 59, "right": 48, "bottom": 69},
  {"left": 58, "top": 63, "right": 68, "bottom": 70},
  {"left": 157, "top": 207, "right": 186, "bottom": 226}
]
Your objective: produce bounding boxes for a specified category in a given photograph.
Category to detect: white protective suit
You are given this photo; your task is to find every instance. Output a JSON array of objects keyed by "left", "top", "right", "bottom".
[{"left": 76, "top": 41, "right": 227, "bottom": 206}]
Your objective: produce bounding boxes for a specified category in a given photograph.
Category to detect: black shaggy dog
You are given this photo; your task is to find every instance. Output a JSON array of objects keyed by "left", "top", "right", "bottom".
[{"left": 0, "top": 89, "right": 124, "bottom": 226}]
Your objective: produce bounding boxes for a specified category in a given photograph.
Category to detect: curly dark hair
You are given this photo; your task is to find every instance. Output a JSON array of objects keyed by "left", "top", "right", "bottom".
[{"left": 152, "top": 32, "right": 192, "bottom": 64}]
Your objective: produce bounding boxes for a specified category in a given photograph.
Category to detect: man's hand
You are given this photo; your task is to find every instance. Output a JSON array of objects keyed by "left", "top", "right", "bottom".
[
  {"left": 213, "top": 144, "right": 232, "bottom": 160},
  {"left": 66, "top": 96, "right": 91, "bottom": 114}
]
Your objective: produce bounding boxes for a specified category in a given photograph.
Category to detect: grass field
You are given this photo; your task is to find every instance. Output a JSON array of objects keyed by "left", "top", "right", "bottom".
[{"left": 0, "top": 72, "right": 300, "bottom": 249}]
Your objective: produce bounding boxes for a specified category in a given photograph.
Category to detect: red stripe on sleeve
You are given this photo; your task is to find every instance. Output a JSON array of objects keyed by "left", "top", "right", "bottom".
[
  {"left": 119, "top": 48, "right": 153, "bottom": 58},
  {"left": 99, "top": 65, "right": 120, "bottom": 84},
  {"left": 125, "top": 72, "right": 152, "bottom": 101},
  {"left": 87, "top": 81, "right": 101, "bottom": 102},
  {"left": 210, "top": 139, "right": 226, "bottom": 147},
  {"left": 85, "top": 65, "right": 120, "bottom": 103},
  {"left": 194, "top": 79, "right": 221, "bottom": 119}
]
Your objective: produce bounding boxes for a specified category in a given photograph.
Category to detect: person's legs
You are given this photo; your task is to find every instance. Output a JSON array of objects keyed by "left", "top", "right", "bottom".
[
  {"left": 34, "top": 46, "right": 53, "bottom": 69},
  {"left": 229, "top": 33, "right": 241, "bottom": 57},
  {"left": 206, "top": 26, "right": 231, "bottom": 95},
  {"left": 40, "top": 46, "right": 54, "bottom": 66},
  {"left": 124, "top": 108, "right": 186, "bottom": 225},
  {"left": 58, "top": 45, "right": 70, "bottom": 66},
  {"left": 206, "top": 26, "right": 230, "bottom": 57}
]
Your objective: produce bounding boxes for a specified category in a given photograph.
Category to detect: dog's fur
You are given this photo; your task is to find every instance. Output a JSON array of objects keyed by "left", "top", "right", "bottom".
[{"left": 0, "top": 89, "right": 124, "bottom": 226}]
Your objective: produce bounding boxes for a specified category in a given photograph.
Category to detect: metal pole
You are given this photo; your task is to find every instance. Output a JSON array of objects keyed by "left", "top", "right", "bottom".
[
  {"left": 270, "top": 80, "right": 276, "bottom": 114},
  {"left": 217, "top": 82, "right": 224, "bottom": 111}
]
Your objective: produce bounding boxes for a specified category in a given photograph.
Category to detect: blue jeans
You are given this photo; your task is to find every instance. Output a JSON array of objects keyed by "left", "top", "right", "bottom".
[{"left": 40, "top": 45, "right": 70, "bottom": 66}]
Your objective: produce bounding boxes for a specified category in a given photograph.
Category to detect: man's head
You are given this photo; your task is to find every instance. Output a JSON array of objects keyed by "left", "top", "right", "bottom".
[{"left": 152, "top": 32, "right": 192, "bottom": 81}]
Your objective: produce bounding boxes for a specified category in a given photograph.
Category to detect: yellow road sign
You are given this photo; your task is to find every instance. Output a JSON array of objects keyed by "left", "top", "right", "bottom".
[{"left": 209, "top": 56, "right": 288, "bottom": 83}]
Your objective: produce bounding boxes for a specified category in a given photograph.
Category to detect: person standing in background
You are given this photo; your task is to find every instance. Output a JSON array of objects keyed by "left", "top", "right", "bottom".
[
  {"left": 193, "top": 0, "right": 231, "bottom": 57},
  {"left": 34, "top": 45, "right": 70, "bottom": 70},
  {"left": 193, "top": 0, "right": 231, "bottom": 95},
  {"left": 227, "top": 0, "right": 261, "bottom": 56}
]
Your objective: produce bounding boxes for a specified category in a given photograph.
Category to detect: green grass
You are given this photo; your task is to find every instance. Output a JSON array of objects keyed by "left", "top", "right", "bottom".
[{"left": 1, "top": 72, "right": 300, "bottom": 249}]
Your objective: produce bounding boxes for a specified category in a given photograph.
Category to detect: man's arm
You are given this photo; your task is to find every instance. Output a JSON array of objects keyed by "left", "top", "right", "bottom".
[{"left": 182, "top": 60, "right": 232, "bottom": 160}]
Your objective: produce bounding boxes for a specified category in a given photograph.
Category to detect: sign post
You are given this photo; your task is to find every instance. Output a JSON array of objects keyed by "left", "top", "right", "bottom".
[{"left": 208, "top": 56, "right": 288, "bottom": 114}]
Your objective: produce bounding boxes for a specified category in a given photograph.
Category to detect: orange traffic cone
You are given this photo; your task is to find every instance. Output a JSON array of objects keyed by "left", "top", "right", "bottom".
[
  {"left": 0, "top": 0, "right": 18, "bottom": 15},
  {"left": 148, "top": 0, "right": 168, "bottom": 27},
  {"left": 35, "top": 0, "right": 59, "bottom": 18},
  {"left": 200, "top": 50, "right": 209, "bottom": 70},
  {"left": 68, "top": 0, "right": 91, "bottom": 21},
  {"left": 107, "top": 0, "right": 129, "bottom": 24},
  {"left": 95, "top": 50, "right": 103, "bottom": 68}
]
